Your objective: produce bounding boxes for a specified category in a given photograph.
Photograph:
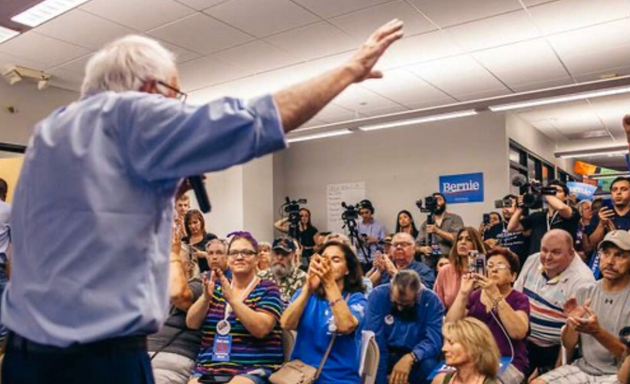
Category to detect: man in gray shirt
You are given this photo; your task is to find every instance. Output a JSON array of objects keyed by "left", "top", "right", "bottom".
[
  {"left": 417, "top": 193, "right": 463, "bottom": 269},
  {"left": 532, "top": 230, "right": 630, "bottom": 384}
]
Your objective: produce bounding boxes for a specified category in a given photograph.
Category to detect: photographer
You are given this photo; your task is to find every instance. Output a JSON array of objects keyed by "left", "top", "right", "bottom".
[
  {"left": 586, "top": 177, "right": 630, "bottom": 248},
  {"left": 357, "top": 200, "right": 386, "bottom": 272},
  {"left": 417, "top": 193, "right": 464, "bottom": 269},
  {"left": 483, "top": 195, "right": 530, "bottom": 269},
  {"left": 507, "top": 180, "right": 580, "bottom": 256},
  {"left": 274, "top": 207, "right": 319, "bottom": 264}
]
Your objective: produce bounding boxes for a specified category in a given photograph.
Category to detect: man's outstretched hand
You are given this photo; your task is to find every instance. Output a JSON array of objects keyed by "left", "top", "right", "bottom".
[{"left": 345, "top": 19, "right": 404, "bottom": 83}]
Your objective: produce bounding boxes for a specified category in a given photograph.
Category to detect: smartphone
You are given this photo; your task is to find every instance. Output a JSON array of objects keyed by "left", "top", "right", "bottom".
[
  {"left": 467, "top": 250, "right": 479, "bottom": 273},
  {"left": 474, "top": 253, "right": 487, "bottom": 276},
  {"left": 602, "top": 198, "right": 614, "bottom": 211},
  {"left": 483, "top": 213, "right": 490, "bottom": 225}
]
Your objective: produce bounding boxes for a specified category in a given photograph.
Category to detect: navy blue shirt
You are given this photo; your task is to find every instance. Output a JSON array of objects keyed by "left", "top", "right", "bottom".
[
  {"left": 379, "top": 260, "right": 435, "bottom": 290},
  {"left": 366, "top": 284, "right": 444, "bottom": 384},
  {"left": 585, "top": 208, "right": 630, "bottom": 235}
]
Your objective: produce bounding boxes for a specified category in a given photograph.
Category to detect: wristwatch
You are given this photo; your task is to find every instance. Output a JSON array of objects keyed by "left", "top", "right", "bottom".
[{"left": 409, "top": 352, "right": 418, "bottom": 363}]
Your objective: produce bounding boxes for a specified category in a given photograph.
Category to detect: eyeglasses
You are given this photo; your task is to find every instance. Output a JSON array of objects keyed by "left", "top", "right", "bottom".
[
  {"left": 228, "top": 249, "right": 257, "bottom": 258},
  {"left": 392, "top": 242, "right": 413, "bottom": 248},
  {"left": 487, "top": 262, "right": 510, "bottom": 271},
  {"left": 156, "top": 80, "right": 188, "bottom": 103}
]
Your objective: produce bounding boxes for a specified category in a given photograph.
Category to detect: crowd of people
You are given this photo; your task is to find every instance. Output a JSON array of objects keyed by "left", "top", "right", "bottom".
[
  {"left": 127, "top": 182, "right": 630, "bottom": 384},
  {"left": 1, "top": 18, "right": 630, "bottom": 384}
]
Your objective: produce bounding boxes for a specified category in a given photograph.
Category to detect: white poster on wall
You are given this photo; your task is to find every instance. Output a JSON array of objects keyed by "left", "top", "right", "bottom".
[{"left": 327, "top": 182, "right": 366, "bottom": 233}]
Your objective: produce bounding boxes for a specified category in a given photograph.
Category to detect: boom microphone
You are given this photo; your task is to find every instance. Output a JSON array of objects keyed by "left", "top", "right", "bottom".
[
  {"left": 188, "top": 175, "right": 211, "bottom": 213},
  {"left": 511, "top": 174, "right": 528, "bottom": 187}
]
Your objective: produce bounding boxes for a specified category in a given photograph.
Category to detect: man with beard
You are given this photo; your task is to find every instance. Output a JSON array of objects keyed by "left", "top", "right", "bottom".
[
  {"left": 369, "top": 233, "right": 435, "bottom": 290},
  {"left": 258, "top": 237, "right": 307, "bottom": 304},
  {"left": 417, "top": 193, "right": 463, "bottom": 269},
  {"left": 531, "top": 230, "right": 630, "bottom": 384},
  {"left": 366, "top": 270, "right": 443, "bottom": 384}
]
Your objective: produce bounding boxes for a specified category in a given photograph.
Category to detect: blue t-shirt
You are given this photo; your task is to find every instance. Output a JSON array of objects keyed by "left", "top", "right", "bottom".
[{"left": 290, "top": 289, "right": 367, "bottom": 384}]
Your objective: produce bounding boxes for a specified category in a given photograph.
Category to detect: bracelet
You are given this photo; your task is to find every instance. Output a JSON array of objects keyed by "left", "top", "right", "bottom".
[
  {"left": 329, "top": 297, "right": 343, "bottom": 308},
  {"left": 409, "top": 352, "right": 418, "bottom": 363}
]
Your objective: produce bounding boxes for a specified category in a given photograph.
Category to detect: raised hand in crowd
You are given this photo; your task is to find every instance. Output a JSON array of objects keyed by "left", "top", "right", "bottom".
[
  {"left": 202, "top": 270, "right": 216, "bottom": 302},
  {"left": 475, "top": 274, "right": 502, "bottom": 310},
  {"left": 216, "top": 269, "right": 234, "bottom": 303},
  {"left": 598, "top": 207, "right": 617, "bottom": 231},
  {"left": 305, "top": 254, "right": 324, "bottom": 293},
  {"left": 566, "top": 302, "right": 600, "bottom": 335},
  {"left": 563, "top": 297, "right": 590, "bottom": 319}
]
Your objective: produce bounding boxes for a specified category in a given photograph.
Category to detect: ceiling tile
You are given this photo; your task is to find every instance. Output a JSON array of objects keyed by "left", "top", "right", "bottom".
[
  {"left": 521, "top": 0, "right": 558, "bottom": 5},
  {"left": 407, "top": 0, "right": 522, "bottom": 28},
  {"left": 48, "top": 67, "right": 84, "bottom": 91},
  {"left": 314, "top": 103, "right": 359, "bottom": 123},
  {"left": 332, "top": 85, "right": 401, "bottom": 112},
  {"left": 0, "top": 31, "right": 89, "bottom": 68},
  {"left": 0, "top": 51, "right": 48, "bottom": 72},
  {"left": 172, "top": 0, "right": 230, "bottom": 10},
  {"left": 147, "top": 13, "right": 253, "bottom": 54},
  {"left": 406, "top": 54, "right": 509, "bottom": 100},
  {"left": 446, "top": 10, "right": 540, "bottom": 51},
  {"left": 472, "top": 39, "right": 570, "bottom": 91},
  {"left": 527, "top": 0, "right": 630, "bottom": 35},
  {"left": 213, "top": 40, "right": 302, "bottom": 74},
  {"left": 205, "top": 0, "right": 320, "bottom": 38},
  {"left": 178, "top": 55, "right": 248, "bottom": 91},
  {"left": 548, "top": 19, "right": 630, "bottom": 77},
  {"left": 360, "top": 68, "right": 455, "bottom": 108},
  {"left": 380, "top": 31, "right": 463, "bottom": 68},
  {"left": 292, "top": 0, "right": 395, "bottom": 18},
  {"left": 330, "top": 1, "right": 434, "bottom": 42},
  {"left": 81, "top": 0, "right": 195, "bottom": 32},
  {"left": 299, "top": 118, "right": 327, "bottom": 128},
  {"left": 153, "top": 40, "right": 202, "bottom": 63},
  {"left": 51, "top": 54, "right": 92, "bottom": 74},
  {"left": 264, "top": 22, "right": 356, "bottom": 60},
  {"left": 359, "top": 104, "right": 409, "bottom": 117},
  {"left": 34, "top": 9, "right": 135, "bottom": 50}
]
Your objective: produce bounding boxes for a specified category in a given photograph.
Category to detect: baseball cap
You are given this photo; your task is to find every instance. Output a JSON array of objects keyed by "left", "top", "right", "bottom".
[
  {"left": 273, "top": 238, "right": 296, "bottom": 254},
  {"left": 598, "top": 230, "right": 630, "bottom": 251}
]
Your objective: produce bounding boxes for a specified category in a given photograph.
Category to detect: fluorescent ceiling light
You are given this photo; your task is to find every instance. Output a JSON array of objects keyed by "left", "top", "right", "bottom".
[
  {"left": 557, "top": 149, "right": 627, "bottom": 159},
  {"left": 11, "top": 0, "right": 91, "bottom": 27},
  {"left": 358, "top": 110, "right": 478, "bottom": 132},
  {"left": 0, "top": 26, "right": 19, "bottom": 44},
  {"left": 489, "top": 86, "right": 630, "bottom": 111},
  {"left": 287, "top": 129, "right": 352, "bottom": 143},
  {"left": 587, "top": 172, "right": 629, "bottom": 180}
]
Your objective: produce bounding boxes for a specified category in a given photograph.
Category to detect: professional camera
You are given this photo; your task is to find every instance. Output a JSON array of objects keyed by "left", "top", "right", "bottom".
[
  {"left": 416, "top": 196, "right": 438, "bottom": 215},
  {"left": 511, "top": 174, "right": 557, "bottom": 209},
  {"left": 282, "top": 196, "right": 307, "bottom": 240},
  {"left": 494, "top": 197, "right": 515, "bottom": 209},
  {"left": 341, "top": 202, "right": 360, "bottom": 222}
]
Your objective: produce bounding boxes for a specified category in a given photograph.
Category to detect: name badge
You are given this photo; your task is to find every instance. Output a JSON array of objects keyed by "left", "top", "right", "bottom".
[{"left": 212, "top": 335, "right": 232, "bottom": 362}]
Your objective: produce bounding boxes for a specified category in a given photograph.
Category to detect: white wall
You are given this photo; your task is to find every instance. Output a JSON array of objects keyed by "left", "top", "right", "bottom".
[
  {"left": 0, "top": 81, "right": 79, "bottom": 145},
  {"left": 274, "top": 111, "right": 511, "bottom": 232},
  {"left": 506, "top": 114, "right": 575, "bottom": 172}
]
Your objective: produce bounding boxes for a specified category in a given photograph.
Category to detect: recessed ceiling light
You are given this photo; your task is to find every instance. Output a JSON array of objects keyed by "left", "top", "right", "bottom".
[
  {"left": 358, "top": 110, "right": 478, "bottom": 131},
  {"left": 0, "top": 26, "right": 19, "bottom": 44},
  {"left": 11, "top": 0, "right": 91, "bottom": 27}
]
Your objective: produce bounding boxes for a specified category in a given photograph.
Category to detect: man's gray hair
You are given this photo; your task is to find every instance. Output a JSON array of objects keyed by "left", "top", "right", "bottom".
[
  {"left": 81, "top": 35, "right": 177, "bottom": 98},
  {"left": 206, "top": 238, "right": 228, "bottom": 252},
  {"left": 392, "top": 270, "right": 422, "bottom": 293}
]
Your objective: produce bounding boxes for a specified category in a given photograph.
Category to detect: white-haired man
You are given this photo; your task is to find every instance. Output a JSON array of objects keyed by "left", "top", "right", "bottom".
[{"left": 2, "top": 20, "right": 404, "bottom": 384}]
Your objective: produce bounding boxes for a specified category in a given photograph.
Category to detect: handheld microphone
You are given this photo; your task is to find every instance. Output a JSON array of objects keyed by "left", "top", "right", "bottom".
[{"left": 188, "top": 175, "right": 211, "bottom": 213}]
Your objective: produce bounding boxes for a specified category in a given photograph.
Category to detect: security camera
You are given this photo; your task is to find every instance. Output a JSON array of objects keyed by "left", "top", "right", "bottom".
[{"left": 2, "top": 65, "right": 51, "bottom": 90}]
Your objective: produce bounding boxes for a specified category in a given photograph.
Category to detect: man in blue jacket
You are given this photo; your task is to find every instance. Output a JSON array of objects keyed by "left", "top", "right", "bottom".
[{"left": 366, "top": 270, "right": 443, "bottom": 384}]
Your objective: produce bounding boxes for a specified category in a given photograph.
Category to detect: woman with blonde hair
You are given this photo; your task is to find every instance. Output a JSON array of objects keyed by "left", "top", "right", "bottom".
[
  {"left": 432, "top": 318, "right": 500, "bottom": 384},
  {"left": 433, "top": 227, "right": 486, "bottom": 309}
]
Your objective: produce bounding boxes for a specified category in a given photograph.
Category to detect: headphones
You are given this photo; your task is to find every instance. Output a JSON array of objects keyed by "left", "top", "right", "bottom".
[{"left": 359, "top": 199, "right": 375, "bottom": 214}]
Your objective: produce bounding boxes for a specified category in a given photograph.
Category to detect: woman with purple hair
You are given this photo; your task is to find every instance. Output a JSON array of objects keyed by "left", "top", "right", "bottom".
[{"left": 186, "top": 231, "right": 284, "bottom": 384}]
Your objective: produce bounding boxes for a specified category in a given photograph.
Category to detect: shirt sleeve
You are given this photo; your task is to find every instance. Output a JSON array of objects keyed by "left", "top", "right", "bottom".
[
  {"left": 347, "top": 292, "right": 368, "bottom": 330},
  {"left": 365, "top": 288, "right": 389, "bottom": 384},
  {"left": 446, "top": 214, "right": 464, "bottom": 235},
  {"left": 433, "top": 268, "right": 446, "bottom": 304},
  {"left": 255, "top": 281, "right": 284, "bottom": 322},
  {"left": 412, "top": 290, "right": 444, "bottom": 362},
  {"left": 520, "top": 214, "right": 534, "bottom": 231},
  {"left": 116, "top": 93, "right": 287, "bottom": 182},
  {"left": 416, "top": 264, "right": 435, "bottom": 291},
  {"left": 189, "top": 279, "right": 203, "bottom": 302}
]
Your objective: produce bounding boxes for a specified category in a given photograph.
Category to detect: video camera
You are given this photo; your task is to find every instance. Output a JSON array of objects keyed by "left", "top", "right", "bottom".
[
  {"left": 282, "top": 196, "right": 307, "bottom": 240},
  {"left": 511, "top": 174, "right": 557, "bottom": 209},
  {"left": 341, "top": 202, "right": 360, "bottom": 222},
  {"left": 494, "top": 197, "right": 515, "bottom": 209},
  {"left": 416, "top": 196, "right": 438, "bottom": 216}
]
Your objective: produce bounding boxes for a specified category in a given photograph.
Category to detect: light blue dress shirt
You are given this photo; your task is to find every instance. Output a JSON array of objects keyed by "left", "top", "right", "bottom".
[
  {"left": 2, "top": 91, "right": 286, "bottom": 347},
  {"left": 0, "top": 200, "right": 10, "bottom": 257}
]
